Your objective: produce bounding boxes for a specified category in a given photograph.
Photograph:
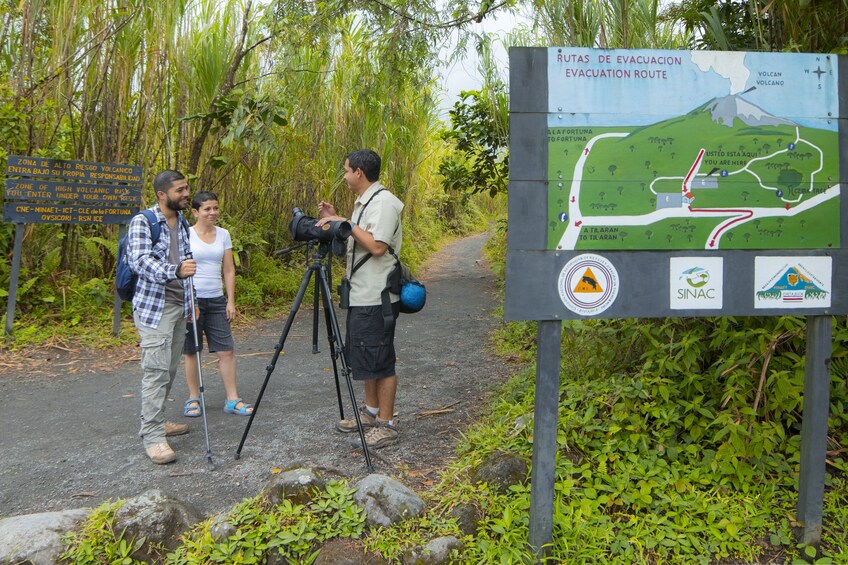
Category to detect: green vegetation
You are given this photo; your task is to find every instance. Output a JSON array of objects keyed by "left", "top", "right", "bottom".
[
  {"left": 0, "top": 0, "right": 505, "bottom": 348},
  {"left": 59, "top": 221, "right": 848, "bottom": 564},
  {"left": 61, "top": 481, "right": 367, "bottom": 564},
  {"left": 60, "top": 502, "right": 144, "bottom": 565},
  {"left": 458, "top": 228, "right": 848, "bottom": 563}
]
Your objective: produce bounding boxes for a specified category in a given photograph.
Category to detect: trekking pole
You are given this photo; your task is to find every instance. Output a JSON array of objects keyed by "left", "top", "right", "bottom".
[{"left": 186, "top": 252, "right": 215, "bottom": 471}]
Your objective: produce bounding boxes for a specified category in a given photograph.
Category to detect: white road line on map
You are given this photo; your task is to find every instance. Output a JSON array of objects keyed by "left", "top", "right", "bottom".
[
  {"left": 705, "top": 185, "right": 841, "bottom": 248},
  {"left": 559, "top": 132, "right": 629, "bottom": 250}
]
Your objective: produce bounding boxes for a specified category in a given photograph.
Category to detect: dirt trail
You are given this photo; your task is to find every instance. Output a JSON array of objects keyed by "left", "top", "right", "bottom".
[{"left": 0, "top": 233, "right": 512, "bottom": 518}]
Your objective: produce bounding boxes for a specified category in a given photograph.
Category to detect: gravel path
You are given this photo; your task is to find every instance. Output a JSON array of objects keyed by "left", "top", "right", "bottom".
[{"left": 0, "top": 233, "right": 512, "bottom": 518}]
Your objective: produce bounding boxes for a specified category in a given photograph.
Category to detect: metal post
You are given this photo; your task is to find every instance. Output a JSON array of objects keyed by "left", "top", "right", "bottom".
[
  {"left": 797, "top": 315, "right": 832, "bottom": 548},
  {"left": 5, "top": 223, "right": 24, "bottom": 336},
  {"left": 529, "top": 320, "right": 562, "bottom": 560}
]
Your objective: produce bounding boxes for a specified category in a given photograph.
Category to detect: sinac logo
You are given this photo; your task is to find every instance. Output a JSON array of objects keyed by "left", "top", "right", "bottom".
[{"left": 682, "top": 267, "right": 709, "bottom": 288}]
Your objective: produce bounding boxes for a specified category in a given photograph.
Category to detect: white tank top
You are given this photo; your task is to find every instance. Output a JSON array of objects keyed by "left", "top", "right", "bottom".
[{"left": 189, "top": 226, "right": 232, "bottom": 298}]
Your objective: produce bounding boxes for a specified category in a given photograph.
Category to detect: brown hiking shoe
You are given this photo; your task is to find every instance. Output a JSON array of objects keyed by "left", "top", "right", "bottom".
[
  {"left": 351, "top": 419, "right": 398, "bottom": 449},
  {"left": 336, "top": 406, "right": 377, "bottom": 433},
  {"left": 165, "top": 421, "right": 189, "bottom": 437},
  {"left": 145, "top": 442, "right": 176, "bottom": 464}
]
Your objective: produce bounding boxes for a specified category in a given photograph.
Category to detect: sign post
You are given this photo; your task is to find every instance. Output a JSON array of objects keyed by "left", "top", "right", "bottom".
[
  {"left": 528, "top": 319, "right": 562, "bottom": 560},
  {"left": 4, "top": 223, "right": 24, "bottom": 336},
  {"left": 508, "top": 47, "right": 846, "bottom": 556},
  {"left": 3, "top": 157, "right": 142, "bottom": 335},
  {"left": 797, "top": 315, "right": 832, "bottom": 545}
]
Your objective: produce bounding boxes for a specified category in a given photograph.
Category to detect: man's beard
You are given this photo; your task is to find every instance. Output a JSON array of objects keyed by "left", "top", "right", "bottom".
[{"left": 165, "top": 195, "right": 186, "bottom": 211}]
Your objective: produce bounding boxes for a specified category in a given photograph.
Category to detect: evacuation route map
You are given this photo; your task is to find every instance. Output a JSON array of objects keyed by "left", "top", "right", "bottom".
[{"left": 546, "top": 48, "right": 841, "bottom": 251}]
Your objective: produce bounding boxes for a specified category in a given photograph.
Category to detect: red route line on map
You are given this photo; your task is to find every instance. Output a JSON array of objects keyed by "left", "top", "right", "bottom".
[
  {"left": 682, "top": 148, "right": 705, "bottom": 194},
  {"left": 682, "top": 148, "right": 751, "bottom": 247},
  {"left": 687, "top": 206, "right": 754, "bottom": 247}
]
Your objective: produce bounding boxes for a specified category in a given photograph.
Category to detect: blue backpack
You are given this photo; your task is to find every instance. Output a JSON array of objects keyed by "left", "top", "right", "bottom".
[{"left": 116, "top": 210, "right": 188, "bottom": 301}]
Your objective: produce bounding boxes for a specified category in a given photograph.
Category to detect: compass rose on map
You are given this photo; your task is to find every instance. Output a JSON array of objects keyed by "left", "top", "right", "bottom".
[{"left": 804, "top": 59, "right": 832, "bottom": 88}]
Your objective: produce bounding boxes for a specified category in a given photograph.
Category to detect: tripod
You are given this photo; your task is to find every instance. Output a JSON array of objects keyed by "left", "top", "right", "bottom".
[{"left": 235, "top": 240, "right": 374, "bottom": 472}]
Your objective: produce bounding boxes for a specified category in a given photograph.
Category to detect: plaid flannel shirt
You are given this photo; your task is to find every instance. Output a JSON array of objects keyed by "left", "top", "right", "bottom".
[{"left": 127, "top": 204, "right": 192, "bottom": 328}]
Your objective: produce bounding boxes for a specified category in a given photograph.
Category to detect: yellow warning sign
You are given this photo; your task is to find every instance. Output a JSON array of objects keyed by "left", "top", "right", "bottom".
[{"left": 573, "top": 268, "right": 603, "bottom": 293}]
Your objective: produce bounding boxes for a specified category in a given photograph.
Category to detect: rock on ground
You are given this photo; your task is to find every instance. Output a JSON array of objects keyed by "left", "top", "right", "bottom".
[
  {"left": 353, "top": 474, "right": 425, "bottom": 527},
  {"left": 0, "top": 508, "right": 90, "bottom": 565},
  {"left": 112, "top": 489, "right": 201, "bottom": 562}
]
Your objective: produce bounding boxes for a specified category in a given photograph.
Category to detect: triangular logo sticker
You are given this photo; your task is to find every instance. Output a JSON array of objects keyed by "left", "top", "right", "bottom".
[{"left": 573, "top": 268, "right": 603, "bottom": 293}]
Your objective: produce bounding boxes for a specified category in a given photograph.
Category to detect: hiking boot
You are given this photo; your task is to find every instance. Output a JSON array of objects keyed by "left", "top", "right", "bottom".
[
  {"left": 165, "top": 421, "right": 189, "bottom": 437},
  {"left": 145, "top": 442, "right": 176, "bottom": 464},
  {"left": 351, "top": 419, "right": 398, "bottom": 449},
  {"left": 336, "top": 406, "right": 377, "bottom": 433}
]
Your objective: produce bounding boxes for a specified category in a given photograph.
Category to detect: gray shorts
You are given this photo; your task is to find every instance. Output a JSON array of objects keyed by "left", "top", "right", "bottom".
[
  {"left": 184, "top": 296, "right": 235, "bottom": 354},
  {"left": 345, "top": 303, "right": 400, "bottom": 380}
]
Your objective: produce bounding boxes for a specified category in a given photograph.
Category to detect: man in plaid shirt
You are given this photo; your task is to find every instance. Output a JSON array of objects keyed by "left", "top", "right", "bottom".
[{"left": 127, "top": 170, "right": 197, "bottom": 464}]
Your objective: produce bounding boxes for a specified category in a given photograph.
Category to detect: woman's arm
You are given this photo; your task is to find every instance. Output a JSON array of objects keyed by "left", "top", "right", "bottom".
[{"left": 223, "top": 248, "right": 236, "bottom": 321}]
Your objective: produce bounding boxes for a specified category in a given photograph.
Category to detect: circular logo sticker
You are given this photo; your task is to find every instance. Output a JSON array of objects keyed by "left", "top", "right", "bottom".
[{"left": 558, "top": 254, "right": 619, "bottom": 316}]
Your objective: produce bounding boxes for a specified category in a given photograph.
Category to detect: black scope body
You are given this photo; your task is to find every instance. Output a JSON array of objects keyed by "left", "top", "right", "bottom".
[{"left": 289, "top": 207, "right": 352, "bottom": 245}]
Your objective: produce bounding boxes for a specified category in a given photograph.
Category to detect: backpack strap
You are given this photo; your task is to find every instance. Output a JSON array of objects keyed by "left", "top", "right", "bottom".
[
  {"left": 350, "top": 253, "right": 372, "bottom": 278},
  {"left": 139, "top": 209, "right": 161, "bottom": 244},
  {"left": 378, "top": 244, "right": 404, "bottom": 333},
  {"left": 381, "top": 286, "right": 395, "bottom": 334},
  {"left": 178, "top": 213, "right": 190, "bottom": 235},
  {"left": 349, "top": 188, "right": 385, "bottom": 282},
  {"left": 387, "top": 245, "right": 400, "bottom": 264},
  {"left": 139, "top": 209, "right": 189, "bottom": 245}
]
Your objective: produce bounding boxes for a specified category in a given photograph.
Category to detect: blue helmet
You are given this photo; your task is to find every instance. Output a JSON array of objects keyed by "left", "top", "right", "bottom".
[{"left": 400, "top": 281, "right": 426, "bottom": 313}]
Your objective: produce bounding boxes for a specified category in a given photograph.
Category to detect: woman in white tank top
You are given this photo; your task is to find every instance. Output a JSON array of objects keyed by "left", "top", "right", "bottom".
[{"left": 182, "top": 191, "right": 253, "bottom": 417}]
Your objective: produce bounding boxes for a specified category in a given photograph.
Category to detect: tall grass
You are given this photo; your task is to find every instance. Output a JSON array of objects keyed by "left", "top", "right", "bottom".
[{"left": 0, "top": 1, "right": 481, "bottom": 340}]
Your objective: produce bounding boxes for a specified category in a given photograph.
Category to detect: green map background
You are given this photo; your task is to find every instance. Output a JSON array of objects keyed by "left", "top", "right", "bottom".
[{"left": 548, "top": 104, "right": 840, "bottom": 250}]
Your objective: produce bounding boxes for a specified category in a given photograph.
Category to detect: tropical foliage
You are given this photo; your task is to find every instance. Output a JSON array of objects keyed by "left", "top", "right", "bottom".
[
  {"left": 666, "top": 0, "right": 848, "bottom": 53},
  {"left": 0, "top": 0, "right": 509, "bottom": 340}
]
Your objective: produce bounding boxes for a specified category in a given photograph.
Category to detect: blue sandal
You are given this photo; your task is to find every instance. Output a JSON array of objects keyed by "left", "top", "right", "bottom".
[
  {"left": 224, "top": 398, "right": 253, "bottom": 415},
  {"left": 183, "top": 398, "right": 202, "bottom": 417}
]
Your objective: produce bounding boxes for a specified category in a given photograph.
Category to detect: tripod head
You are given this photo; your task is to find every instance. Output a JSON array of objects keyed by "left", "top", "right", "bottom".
[
  {"left": 310, "top": 240, "right": 334, "bottom": 263},
  {"left": 275, "top": 239, "right": 340, "bottom": 263}
]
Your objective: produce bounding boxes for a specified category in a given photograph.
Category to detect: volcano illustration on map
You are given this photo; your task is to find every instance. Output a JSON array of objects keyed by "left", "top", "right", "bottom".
[{"left": 546, "top": 49, "right": 840, "bottom": 251}]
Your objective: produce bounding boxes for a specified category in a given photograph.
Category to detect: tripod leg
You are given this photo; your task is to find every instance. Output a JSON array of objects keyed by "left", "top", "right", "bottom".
[
  {"left": 316, "top": 266, "right": 374, "bottom": 472},
  {"left": 321, "top": 265, "right": 345, "bottom": 419},
  {"left": 235, "top": 264, "right": 315, "bottom": 459},
  {"left": 312, "top": 275, "right": 320, "bottom": 354}
]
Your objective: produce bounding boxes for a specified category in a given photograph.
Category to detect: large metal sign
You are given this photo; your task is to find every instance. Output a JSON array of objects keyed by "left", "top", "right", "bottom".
[
  {"left": 3, "top": 156, "right": 141, "bottom": 223},
  {"left": 507, "top": 48, "right": 848, "bottom": 321},
  {"left": 508, "top": 48, "right": 842, "bottom": 559},
  {"left": 3, "top": 156, "right": 143, "bottom": 335}
]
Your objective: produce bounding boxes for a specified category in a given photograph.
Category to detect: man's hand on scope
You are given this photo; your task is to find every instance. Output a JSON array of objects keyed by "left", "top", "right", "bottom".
[
  {"left": 318, "top": 200, "right": 337, "bottom": 218},
  {"left": 316, "top": 215, "right": 346, "bottom": 227}
]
